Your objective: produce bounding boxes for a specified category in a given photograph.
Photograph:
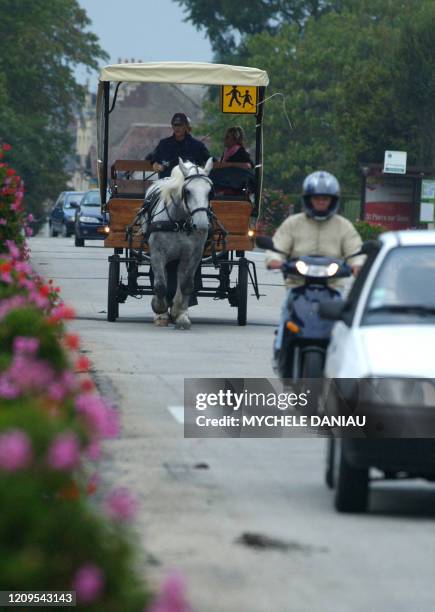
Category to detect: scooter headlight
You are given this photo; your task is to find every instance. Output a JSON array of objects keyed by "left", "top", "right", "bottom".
[
  {"left": 327, "top": 262, "right": 339, "bottom": 276},
  {"left": 295, "top": 260, "right": 309, "bottom": 275}
]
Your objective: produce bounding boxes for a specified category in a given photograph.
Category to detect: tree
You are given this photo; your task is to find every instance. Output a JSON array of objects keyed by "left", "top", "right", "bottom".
[
  {"left": 175, "top": 0, "right": 343, "bottom": 59},
  {"left": 198, "top": 0, "right": 435, "bottom": 196},
  {"left": 0, "top": 0, "right": 107, "bottom": 220}
]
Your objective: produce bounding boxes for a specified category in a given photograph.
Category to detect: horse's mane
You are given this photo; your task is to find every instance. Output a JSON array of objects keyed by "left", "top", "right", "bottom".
[
  {"left": 149, "top": 161, "right": 206, "bottom": 205},
  {"left": 157, "top": 165, "right": 185, "bottom": 204}
]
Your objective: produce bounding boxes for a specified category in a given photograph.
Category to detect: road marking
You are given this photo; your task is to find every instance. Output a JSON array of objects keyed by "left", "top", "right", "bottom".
[{"left": 168, "top": 405, "right": 184, "bottom": 424}]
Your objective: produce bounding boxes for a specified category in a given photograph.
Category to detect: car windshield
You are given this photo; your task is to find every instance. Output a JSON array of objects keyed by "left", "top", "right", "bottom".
[
  {"left": 64, "top": 193, "right": 84, "bottom": 208},
  {"left": 362, "top": 245, "right": 435, "bottom": 325},
  {"left": 81, "top": 191, "right": 101, "bottom": 207}
]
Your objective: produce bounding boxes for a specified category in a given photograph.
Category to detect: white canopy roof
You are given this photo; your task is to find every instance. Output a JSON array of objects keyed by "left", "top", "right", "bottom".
[{"left": 99, "top": 61, "right": 269, "bottom": 86}]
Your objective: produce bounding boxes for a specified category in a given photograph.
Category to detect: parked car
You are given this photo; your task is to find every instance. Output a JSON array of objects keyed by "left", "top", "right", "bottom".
[
  {"left": 320, "top": 230, "right": 435, "bottom": 513},
  {"left": 74, "top": 189, "right": 109, "bottom": 247},
  {"left": 49, "top": 191, "right": 84, "bottom": 237}
]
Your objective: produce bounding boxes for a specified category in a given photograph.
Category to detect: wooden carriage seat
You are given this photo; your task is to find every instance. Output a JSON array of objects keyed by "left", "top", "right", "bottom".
[
  {"left": 110, "top": 160, "right": 155, "bottom": 199},
  {"left": 105, "top": 198, "right": 254, "bottom": 252}
]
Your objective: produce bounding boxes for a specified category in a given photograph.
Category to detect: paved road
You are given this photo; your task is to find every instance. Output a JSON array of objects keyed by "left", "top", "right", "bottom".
[{"left": 31, "top": 234, "right": 435, "bottom": 612}]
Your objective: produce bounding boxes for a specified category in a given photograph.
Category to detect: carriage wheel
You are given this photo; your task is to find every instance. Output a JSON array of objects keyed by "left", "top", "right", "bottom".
[
  {"left": 237, "top": 258, "right": 248, "bottom": 326},
  {"left": 107, "top": 260, "right": 120, "bottom": 322}
]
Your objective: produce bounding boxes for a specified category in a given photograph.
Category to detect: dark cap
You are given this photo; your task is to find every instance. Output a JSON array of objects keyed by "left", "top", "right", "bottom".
[{"left": 171, "top": 113, "right": 189, "bottom": 126}]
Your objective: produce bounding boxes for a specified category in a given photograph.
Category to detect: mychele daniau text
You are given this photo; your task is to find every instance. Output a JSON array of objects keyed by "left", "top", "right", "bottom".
[{"left": 196, "top": 415, "right": 366, "bottom": 428}]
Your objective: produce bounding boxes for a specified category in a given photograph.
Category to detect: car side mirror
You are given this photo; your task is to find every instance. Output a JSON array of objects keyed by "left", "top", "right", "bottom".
[
  {"left": 319, "top": 300, "right": 346, "bottom": 321},
  {"left": 69, "top": 202, "right": 79, "bottom": 208}
]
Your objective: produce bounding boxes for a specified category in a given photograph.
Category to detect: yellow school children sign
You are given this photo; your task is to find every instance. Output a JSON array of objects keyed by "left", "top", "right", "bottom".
[{"left": 221, "top": 85, "right": 258, "bottom": 114}]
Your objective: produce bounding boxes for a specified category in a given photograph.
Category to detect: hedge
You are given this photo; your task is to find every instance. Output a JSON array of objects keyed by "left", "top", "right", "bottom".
[{"left": 0, "top": 143, "right": 192, "bottom": 612}]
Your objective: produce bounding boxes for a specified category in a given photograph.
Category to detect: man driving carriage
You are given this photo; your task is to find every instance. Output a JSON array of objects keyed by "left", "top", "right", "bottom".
[{"left": 146, "top": 113, "right": 211, "bottom": 178}]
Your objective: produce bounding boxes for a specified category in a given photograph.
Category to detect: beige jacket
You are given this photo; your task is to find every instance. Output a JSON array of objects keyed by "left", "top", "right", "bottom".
[{"left": 265, "top": 213, "right": 364, "bottom": 287}]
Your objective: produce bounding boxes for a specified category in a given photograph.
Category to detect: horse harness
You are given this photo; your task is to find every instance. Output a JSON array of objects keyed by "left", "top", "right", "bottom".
[{"left": 126, "top": 171, "right": 227, "bottom": 252}]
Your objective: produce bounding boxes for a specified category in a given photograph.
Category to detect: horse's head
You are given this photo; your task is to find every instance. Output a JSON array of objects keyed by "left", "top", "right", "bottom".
[{"left": 178, "top": 158, "right": 214, "bottom": 232}]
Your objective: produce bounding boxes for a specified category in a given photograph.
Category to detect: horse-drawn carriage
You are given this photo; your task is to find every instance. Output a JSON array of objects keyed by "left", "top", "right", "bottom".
[{"left": 96, "top": 62, "right": 269, "bottom": 326}]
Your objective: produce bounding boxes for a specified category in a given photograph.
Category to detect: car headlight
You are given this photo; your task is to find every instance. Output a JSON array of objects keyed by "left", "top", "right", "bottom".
[
  {"left": 79, "top": 216, "right": 97, "bottom": 223},
  {"left": 359, "top": 377, "right": 434, "bottom": 407}
]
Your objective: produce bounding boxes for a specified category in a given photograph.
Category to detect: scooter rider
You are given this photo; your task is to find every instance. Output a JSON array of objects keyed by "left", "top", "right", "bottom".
[{"left": 265, "top": 171, "right": 364, "bottom": 355}]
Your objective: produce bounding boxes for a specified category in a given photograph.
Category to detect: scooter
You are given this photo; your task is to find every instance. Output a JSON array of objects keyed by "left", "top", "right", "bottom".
[{"left": 256, "top": 236, "right": 353, "bottom": 380}]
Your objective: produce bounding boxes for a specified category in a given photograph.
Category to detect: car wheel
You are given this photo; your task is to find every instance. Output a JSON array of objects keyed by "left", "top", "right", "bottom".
[
  {"left": 75, "top": 236, "right": 85, "bottom": 247},
  {"left": 49, "top": 223, "right": 59, "bottom": 237},
  {"left": 61, "top": 223, "right": 70, "bottom": 238},
  {"left": 335, "top": 446, "right": 369, "bottom": 513}
]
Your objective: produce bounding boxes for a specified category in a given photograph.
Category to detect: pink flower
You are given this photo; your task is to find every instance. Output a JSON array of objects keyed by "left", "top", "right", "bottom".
[
  {"left": 25, "top": 226, "right": 33, "bottom": 237},
  {"left": 5, "top": 240, "right": 20, "bottom": 259},
  {"left": 47, "top": 432, "right": 80, "bottom": 470},
  {"left": 0, "top": 430, "right": 32, "bottom": 471},
  {"left": 149, "top": 571, "right": 191, "bottom": 612},
  {"left": 13, "top": 336, "right": 39, "bottom": 355},
  {"left": 48, "top": 382, "right": 67, "bottom": 402},
  {"left": 72, "top": 564, "right": 104, "bottom": 603},
  {"left": 27, "top": 213, "right": 34, "bottom": 222},
  {"left": 104, "top": 487, "right": 139, "bottom": 522},
  {"left": 14, "top": 261, "right": 32, "bottom": 274},
  {"left": 0, "top": 378, "right": 19, "bottom": 399},
  {"left": 0, "top": 218, "right": 6, "bottom": 225},
  {"left": 75, "top": 394, "right": 119, "bottom": 439},
  {"left": 59, "top": 370, "right": 77, "bottom": 393},
  {"left": 8, "top": 355, "right": 54, "bottom": 392}
]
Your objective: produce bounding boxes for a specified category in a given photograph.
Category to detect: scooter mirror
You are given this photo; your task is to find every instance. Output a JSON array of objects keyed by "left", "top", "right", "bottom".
[
  {"left": 255, "top": 235, "right": 274, "bottom": 251},
  {"left": 255, "top": 235, "right": 287, "bottom": 255},
  {"left": 345, "top": 239, "right": 380, "bottom": 261}
]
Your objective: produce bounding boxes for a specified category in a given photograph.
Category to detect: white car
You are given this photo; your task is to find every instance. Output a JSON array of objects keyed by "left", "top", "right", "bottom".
[{"left": 320, "top": 230, "right": 435, "bottom": 513}]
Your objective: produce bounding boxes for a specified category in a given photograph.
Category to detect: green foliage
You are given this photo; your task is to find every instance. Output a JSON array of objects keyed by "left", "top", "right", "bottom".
[
  {"left": 176, "top": 0, "right": 343, "bottom": 59},
  {"left": 196, "top": 0, "right": 435, "bottom": 199},
  {"left": 0, "top": 306, "right": 67, "bottom": 370},
  {"left": 353, "top": 220, "right": 386, "bottom": 241},
  {"left": 0, "top": 402, "right": 149, "bottom": 611},
  {"left": 0, "top": 0, "right": 108, "bottom": 221}
]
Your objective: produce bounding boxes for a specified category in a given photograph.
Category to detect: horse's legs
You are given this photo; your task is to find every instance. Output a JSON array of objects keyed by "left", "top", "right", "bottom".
[
  {"left": 150, "top": 255, "right": 169, "bottom": 316},
  {"left": 171, "top": 255, "right": 200, "bottom": 329}
]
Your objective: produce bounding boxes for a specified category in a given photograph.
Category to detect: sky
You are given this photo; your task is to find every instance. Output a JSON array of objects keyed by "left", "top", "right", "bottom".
[{"left": 77, "top": 0, "right": 212, "bottom": 89}]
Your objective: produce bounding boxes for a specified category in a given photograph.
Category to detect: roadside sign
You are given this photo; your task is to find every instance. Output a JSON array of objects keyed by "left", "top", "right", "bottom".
[
  {"left": 364, "top": 176, "right": 413, "bottom": 230},
  {"left": 383, "top": 150, "right": 407, "bottom": 174},
  {"left": 420, "top": 178, "right": 435, "bottom": 223},
  {"left": 221, "top": 85, "right": 257, "bottom": 114}
]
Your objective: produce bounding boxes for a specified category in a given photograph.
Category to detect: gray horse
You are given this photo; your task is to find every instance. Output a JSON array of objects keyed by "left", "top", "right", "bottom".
[{"left": 137, "top": 157, "right": 214, "bottom": 329}]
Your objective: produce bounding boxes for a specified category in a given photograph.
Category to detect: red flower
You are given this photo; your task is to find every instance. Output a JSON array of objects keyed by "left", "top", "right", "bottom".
[
  {"left": 80, "top": 378, "right": 95, "bottom": 393},
  {"left": 75, "top": 356, "right": 91, "bottom": 372},
  {"left": 6, "top": 168, "right": 15, "bottom": 177},
  {"left": 39, "top": 285, "right": 50, "bottom": 297},
  {"left": 0, "top": 262, "right": 12, "bottom": 274},
  {"left": 64, "top": 333, "right": 80, "bottom": 351},
  {"left": 2, "top": 143, "right": 12, "bottom": 152}
]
